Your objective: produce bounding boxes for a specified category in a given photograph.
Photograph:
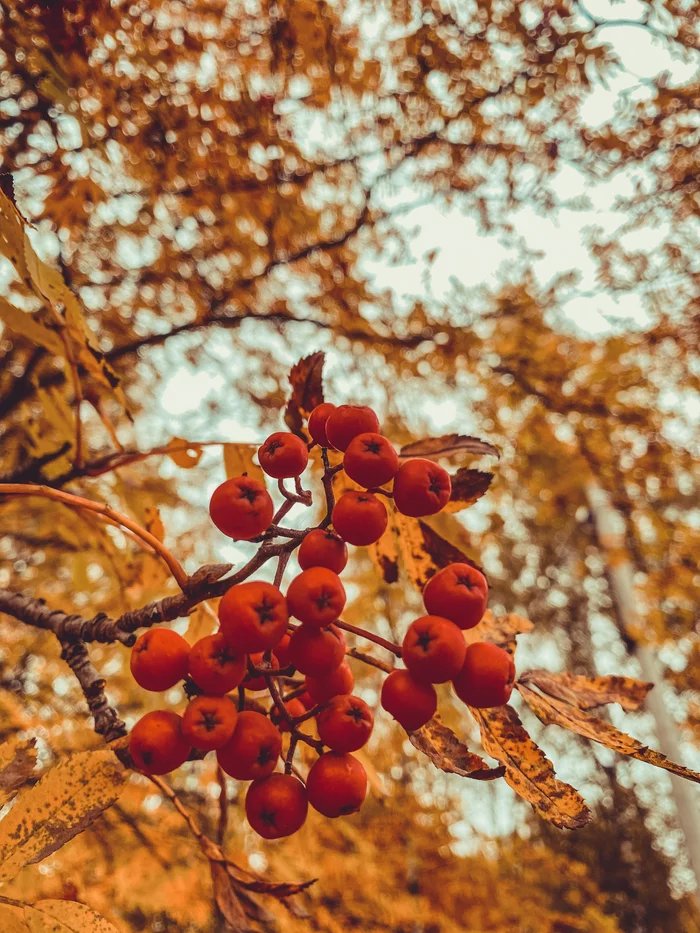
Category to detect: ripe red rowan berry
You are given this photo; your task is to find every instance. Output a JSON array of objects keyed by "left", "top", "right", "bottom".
[
  {"left": 286, "top": 567, "right": 346, "bottom": 628},
  {"left": 188, "top": 633, "right": 247, "bottom": 695},
  {"left": 130, "top": 710, "right": 191, "bottom": 775},
  {"left": 305, "top": 661, "right": 354, "bottom": 704},
  {"left": 298, "top": 528, "right": 348, "bottom": 574},
  {"left": 297, "top": 690, "right": 316, "bottom": 710},
  {"left": 219, "top": 581, "right": 288, "bottom": 653},
  {"left": 381, "top": 669, "right": 437, "bottom": 732},
  {"left": 244, "top": 651, "right": 280, "bottom": 691},
  {"left": 287, "top": 624, "right": 345, "bottom": 676},
  {"left": 182, "top": 695, "right": 238, "bottom": 751},
  {"left": 258, "top": 431, "right": 309, "bottom": 479},
  {"left": 422, "top": 563, "right": 488, "bottom": 630},
  {"left": 306, "top": 752, "right": 367, "bottom": 818},
  {"left": 343, "top": 433, "right": 399, "bottom": 488},
  {"left": 273, "top": 632, "right": 292, "bottom": 668},
  {"left": 393, "top": 459, "right": 452, "bottom": 517},
  {"left": 270, "top": 697, "right": 306, "bottom": 732},
  {"left": 130, "top": 628, "right": 189, "bottom": 692},
  {"left": 452, "top": 642, "right": 516, "bottom": 708},
  {"left": 332, "top": 490, "right": 387, "bottom": 546},
  {"left": 245, "top": 773, "right": 308, "bottom": 839},
  {"left": 209, "top": 476, "right": 274, "bottom": 540},
  {"left": 217, "top": 710, "right": 282, "bottom": 781},
  {"left": 401, "top": 615, "right": 467, "bottom": 684},
  {"left": 316, "top": 695, "right": 374, "bottom": 753},
  {"left": 325, "top": 405, "right": 380, "bottom": 452},
  {"left": 308, "top": 402, "right": 336, "bottom": 448}
]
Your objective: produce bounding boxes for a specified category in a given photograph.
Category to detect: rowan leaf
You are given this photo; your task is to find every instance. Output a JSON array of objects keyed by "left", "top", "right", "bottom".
[
  {"left": 367, "top": 502, "right": 400, "bottom": 583},
  {"left": 0, "top": 904, "right": 28, "bottom": 933},
  {"left": 443, "top": 469, "right": 494, "bottom": 513},
  {"left": 22, "top": 899, "right": 121, "bottom": 933},
  {"left": 0, "top": 737, "right": 37, "bottom": 808},
  {"left": 395, "top": 514, "right": 483, "bottom": 592},
  {"left": 471, "top": 704, "right": 592, "bottom": 829},
  {"left": 0, "top": 749, "right": 126, "bottom": 883},
  {"left": 0, "top": 297, "right": 64, "bottom": 356},
  {"left": 283, "top": 351, "right": 325, "bottom": 437},
  {"left": 518, "top": 670, "right": 652, "bottom": 712},
  {"left": 517, "top": 683, "right": 700, "bottom": 784},
  {"left": 463, "top": 611, "right": 534, "bottom": 656},
  {"left": 210, "top": 860, "right": 248, "bottom": 933},
  {"left": 166, "top": 438, "right": 204, "bottom": 469},
  {"left": 399, "top": 434, "right": 499, "bottom": 462},
  {"left": 410, "top": 715, "right": 505, "bottom": 781},
  {"left": 232, "top": 877, "right": 317, "bottom": 898},
  {"left": 222, "top": 443, "right": 266, "bottom": 485}
]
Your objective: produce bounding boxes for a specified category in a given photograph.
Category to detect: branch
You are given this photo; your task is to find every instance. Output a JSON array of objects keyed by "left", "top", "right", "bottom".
[
  {"left": 0, "top": 588, "right": 135, "bottom": 645},
  {"left": 59, "top": 638, "right": 126, "bottom": 741}
]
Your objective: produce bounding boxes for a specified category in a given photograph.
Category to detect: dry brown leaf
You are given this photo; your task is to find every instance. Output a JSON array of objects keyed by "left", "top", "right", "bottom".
[
  {"left": 283, "top": 351, "right": 325, "bottom": 437},
  {"left": 463, "top": 611, "right": 534, "bottom": 656},
  {"left": 471, "top": 704, "right": 591, "bottom": 829},
  {"left": 233, "top": 876, "right": 317, "bottom": 898},
  {"left": 395, "top": 514, "right": 482, "bottom": 592},
  {"left": 166, "top": 438, "right": 204, "bottom": 469},
  {"left": 0, "top": 738, "right": 37, "bottom": 808},
  {"left": 0, "top": 749, "right": 126, "bottom": 883},
  {"left": 443, "top": 469, "right": 494, "bottom": 513},
  {"left": 222, "top": 443, "right": 266, "bottom": 486},
  {"left": 519, "top": 670, "right": 652, "bottom": 711},
  {"left": 517, "top": 683, "right": 700, "bottom": 784},
  {"left": 399, "top": 434, "right": 500, "bottom": 462},
  {"left": 409, "top": 715, "right": 505, "bottom": 781},
  {"left": 367, "top": 501, "right": 399, "bottom": 583},
  {"left": 211, "top": 860, "right": 248, "bottom": 933},
  {"left": 144, "top": 506, "right": 165, "bottom": 543},
  {"left": 22, "top": 899, "right": 121, "bottom": 933}
]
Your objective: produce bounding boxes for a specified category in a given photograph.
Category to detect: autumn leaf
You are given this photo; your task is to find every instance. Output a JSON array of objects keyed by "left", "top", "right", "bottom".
[
  {"left": 20, "top": 899, "right": 121, "bottom": 933},
  {"left": 443, "top": 468, "right": 493, "bottom": 513},
  {"left": 233, "top": 877, "right": 317, "bottom": 898},
  {"left": 471, "top": 704, "right": 592, "bottom": 829},
  {"left": 399, "top": 434, "right": 499, "bottom": 462},
  {"left": 410, "top": 715, "right": 505, "bottom": 781},
  {"left": 367, "top": 505, "right": 400, "bottom": 583},
  {"left": 222, "top": 442, "right": 266, "bottom": 486},
  {"left": 395, "top": 513, "right": 483, "bottom": 592},
  {"left": 464, "top": 611, "right": 534, "bottom": 656},
  {"left": 166, "top": 438, "right": 204, "bottom": 469},
  {"left": 518, "top": 670, "right": 652, "bottom": 712},
  {"left": 283, "top": 351, "right": 325, "bottom": 437},
  {"left": 0, "top": 749, "right": 126, "bottom": 883},
  {"left": 0, "top": 738, "right": 37, "bottom": 808},
  {"left": 517, "top": 683, "right": 700, "bottom": 784},
  {"left": 0, "top": 904, "right": 29, "bottom": 933},
  {"left": 211, "top": 860, "right": 248, "bottom": 933}
]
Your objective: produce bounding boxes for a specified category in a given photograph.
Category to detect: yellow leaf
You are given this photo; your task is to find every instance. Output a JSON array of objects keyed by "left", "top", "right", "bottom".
[
  {"left": 0, "top": 297, "right": 64, "bottom": 355},
  {"left": 144, "top": 506, "right": 165, "bottom": 543},
  {"left": 166, "top": 438, "right": 204, "bottom": 469},
  {"left": 0, "top": 904, "right": 28, "bottom": 933},
  {"left": 222, "top": 443, "right": 265, "bottom": 485},
  {"left": 23, "top": 900, "right": 121, "bottom": 933},
  {"left": 0, "top": 737, "right": 37, "bottom": 808},
  {"left": 184, "top": 603, "right": 218, "bottom": 646}
]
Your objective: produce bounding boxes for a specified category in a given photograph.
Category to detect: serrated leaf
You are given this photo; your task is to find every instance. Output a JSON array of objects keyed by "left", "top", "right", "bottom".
[
  {"left": 232, "top": 876, "right": 317, "bottom": 898},
  {"left": 463, "top": 611, "right": 534, "bottom": 656},
  {"left": 409, "top": 715, "right": 504, "bottom": 781},
  {"left": 517, "top": 683, "right": 700, "bottom": 784},
  {"left": 165, "top": 438, "right": 203, "bottom": 469},
  {"left": 395, "top": 514, "right": 482, "bottom": 592},
  {"left": 443, "top": 469, "right": 493, "bottom": 513},
  {"left": 22, "top": 900, "right": 121, "bottom": 933},
  {"left": 0, "top": 738, "right": 37, "bottom": 808},
  {"left": 519, "top": 670, "right": 652, "bottom": 712},
  {"left": 399, "top": 434, "right": 499, "bottom": 462},
  {"left": 471, "top": 704, "right": 591, "bottom": 829},
  {"left": 0, "top": 749, "right": 126, "bottom": 883},
  {"left": 222, "top": 443, "right": 266, "bottom": 485},
  {"left": 0, "top": 297, "right": 64, "bottom": 355},
  {"left": 283, "top": 351, "right": 325, "bottom": 437}
]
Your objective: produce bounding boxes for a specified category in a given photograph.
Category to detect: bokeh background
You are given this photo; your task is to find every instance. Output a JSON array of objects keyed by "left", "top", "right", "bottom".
[{"left": 1, "top": 1, "right": 700, "bottom": 931}]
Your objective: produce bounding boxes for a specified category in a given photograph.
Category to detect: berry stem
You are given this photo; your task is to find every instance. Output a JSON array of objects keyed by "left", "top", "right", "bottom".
[
  {"left": 367, "top": 486, "right": 394, "bottom": 499},
  {"left": 285, "top": 735, "right": 299, "bottom": 775},
  {"left": 319, "top": 449, "right": 339, "bottom": 528},
  {"left": 291, "top": 705, "right": 321, "bottom": 725},
  {"left": 216, "top": 766, "right": 228, "bottom": 845},
  {"left": 274, "top": 551, "right": 290, "bottom": 588},
  {"left": 347, "top": 647, "right": 394, "bottom": 674},
  {"left": 335, "top": 619, "right": 402, "bottom": 656}
]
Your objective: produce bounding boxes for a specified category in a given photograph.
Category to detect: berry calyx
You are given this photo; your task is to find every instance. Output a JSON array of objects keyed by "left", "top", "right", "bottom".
[
  {"left": 287, "top": 624, "right": 346, "bottom": 676},
  {"left": 307, "top": 402, "right": 336, "bottom": 448},
  {"left": 401, "top": 615, "right": 467, "bottom": 683},
  {"left": 422, "top": 563, "right": 488, "bottom": 630},
  {"left": 188, "top": 633, "right": 247, "bottom": 695},
  {"left": 182, "top": 694, "right": 238, "bottom": 751},
  {"left": 209, "top": 476, "right": 274, "bottom": 540},
  {"left": 325, "top": 405, "right": 380, "bottom": 452},
  {"left": 316, "top": 694, "right": 374, "bottom": 753},
  {"left": 245, "top": 773, "right": 308, "bottom": 839},
  {"left": 452, "top": 642, "right": 516, "bottom": 709},
  {"left": 381, "top": 669, "right": 437, "bottom": 732},
  {"left": 306, "top": 752, "right": 367, "bottom": 818},
  {"left": 332, "top": 490, "right": 387, "bottom": 546},
  {"left": 216, "top": 710, "right": 282, "bottom": 781},
  {"left": 298, "top": 528, "right": 348, "bottom": 574},
  {"left": 258, "top": 431, "right": 309, "bottom": 479},
  {"left": 130, "top": 710, "right": 191, "bottom": 775},
  {"left": 244, "top": 651, "right": 280, "bottom": 691},
  {"left": 343, "top": 432, "right": 399, "bottom": 488},
  {"left": 286, "top": 567, "right": 346, "bottom": 628},
  {"left": 219, "top": 581, "right": 288, "bottom": 653},
  {"left": 130, "top": 628, "right": 189, "bottom": 692},
  {"left": 305, "top": 661, "right": 354, "bottom": 704},
  {"left": 393, "top": 459, "right": 452, "bottom": 517}
]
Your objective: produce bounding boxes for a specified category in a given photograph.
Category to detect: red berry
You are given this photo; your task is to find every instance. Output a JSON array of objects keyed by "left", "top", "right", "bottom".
[
  {"left": 245, "top": 773, "right": 308, "bottom": 839},
  {"left": 286, "top": 567, "right": 346, "bottom": 628},
  {"left": 130, "top": 629, "right": 189, "bottom": 692},
  {"left": 422, "top": 563, "right": 488, "bottom": 630},
  {"left": 305, "top": 661, "right": 354, "bottom": 704},
  {"left": 452, "top": 642, "right": 516, "bottom": 709},
  {"left": 298, "top": 528, "right": 348, "bottom": 574},
  {"left": 244, "top": 651, "right": 280, "bottom": 691},
  {"left": 297, "top": 690, "right": 316, "bottom": 710},
  {"left": 130, "top": 710, "right": 191, "bottom": 775},
  {"left": 273, "top": 632, "right": 292, "bottom": 668},
  {"left": 325, "top": 405, "right": 380, "bottom": 452},
  {"left": 258, "top": 431, "right": 309, "bottom": 479},
  {"left": 216, "top": 710, "right": 282, "bottom": 780},
  {"left": 306, "top": 752, "right": 367, "bottom": 818},
  {"left": 308, "top": 402, "right": 336, "bottom": 447},
  {"left": 209, "top": 476, "right": 274, "bottom": 540},
  {"left": 270, "top": 697, "right": 306, "bottom": 732},
  {"left": 393, "top": 459, "right": 451, "bottom": 517},
  {"left": 332, "top": 490, "right": 387, "bottom": 546},
  {"left": 401, "top": 615, "right": 466, "bottom": 683},
  {"left": 182, "top": 694, "right": 238, "bottom": 751},
  {"left": 219, "top": 581, "right": 288, "bottom": 653},
  {"left": 316, "top": 695, "right": 373, "bottom": 753},
  {"left": 343, "top": 433, "right": 399, "bottom": 488},
  {"left": 381, "top": 669, "right": 437, "bottom": 732},
  {"left": 287, "top": 624, "right": 345, "bottom": 676},
  {"left": 188, "top": 633, "right": 247, "bottom": 695}
]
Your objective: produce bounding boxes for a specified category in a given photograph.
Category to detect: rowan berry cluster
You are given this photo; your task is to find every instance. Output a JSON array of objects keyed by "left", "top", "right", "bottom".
[{"left": 128, "top": 402, "right": 515, "bottom": 840}]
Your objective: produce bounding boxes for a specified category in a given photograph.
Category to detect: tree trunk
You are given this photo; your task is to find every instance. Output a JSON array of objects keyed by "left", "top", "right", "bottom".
[{"left": 585, "top": 478, "right": 700, "bottom": 901}]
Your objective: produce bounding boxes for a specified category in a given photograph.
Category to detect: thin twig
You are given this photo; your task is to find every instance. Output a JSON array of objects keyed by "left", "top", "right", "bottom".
[
  {"left": 216, "top": 766, "right": 229, "bottom": 846},
  {"left": 335, "top": 618, "right": 402, "bottom": 656}
]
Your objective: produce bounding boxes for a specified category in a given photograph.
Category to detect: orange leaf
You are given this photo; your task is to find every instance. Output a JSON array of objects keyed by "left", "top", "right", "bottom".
[
  {"left": 410, "top": 715, "right": 504, "bottom": 781},
  {"left": 518, "top": 670, "right": 652, "bottom": 712},
  {"left": 283, "top": 351, "right": 325, "bottom": 437}
]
